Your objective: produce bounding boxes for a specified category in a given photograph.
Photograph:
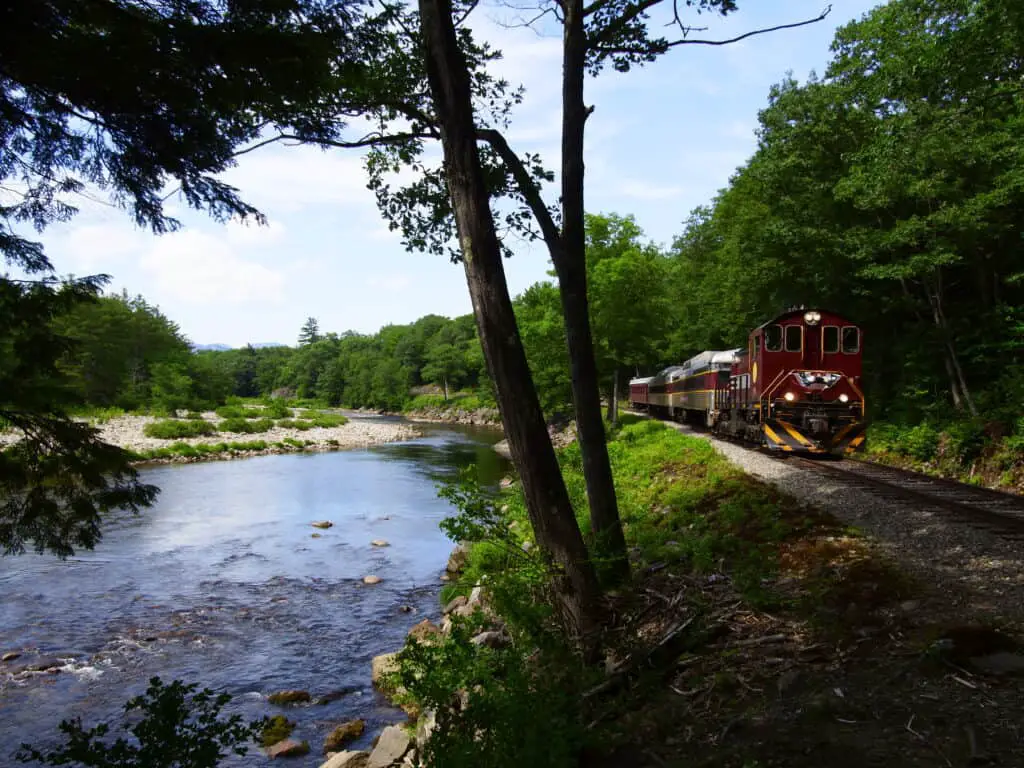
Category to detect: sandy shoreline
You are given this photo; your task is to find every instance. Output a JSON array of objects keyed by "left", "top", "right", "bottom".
[{"left": 0, "top": 412, "right": 421, "bottom": 462}]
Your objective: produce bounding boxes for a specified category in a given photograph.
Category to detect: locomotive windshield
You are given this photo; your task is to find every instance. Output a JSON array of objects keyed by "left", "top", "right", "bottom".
[
  {"left": 823, "top": 326, "right": 840, "bottom": 354},
  {"left": 842, "top": 326, "right": 860, "bottom": 354},
  {"left": 784, "top": 325, "right": 802, "bottom": 352},
  {"left": 764, "top": 325, "right": 782, "bottom": 351}
]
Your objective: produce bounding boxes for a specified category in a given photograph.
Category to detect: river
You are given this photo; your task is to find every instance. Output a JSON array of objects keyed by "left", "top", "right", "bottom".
[{"left": 0, "top": 418, "right": 508, "bottom": 766}]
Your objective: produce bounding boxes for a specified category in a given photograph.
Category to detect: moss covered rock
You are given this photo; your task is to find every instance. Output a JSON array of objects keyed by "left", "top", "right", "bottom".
[{"left": 267, "top": 690, "right": 311, "bottom": 706}]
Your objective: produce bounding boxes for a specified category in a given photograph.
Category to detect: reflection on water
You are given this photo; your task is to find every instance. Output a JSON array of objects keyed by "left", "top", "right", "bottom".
[{"left": 0, "top": 420, "right": 506, "bottom": 767}]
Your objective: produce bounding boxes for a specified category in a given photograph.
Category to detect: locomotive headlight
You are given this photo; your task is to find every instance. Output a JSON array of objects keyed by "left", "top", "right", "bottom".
[
  {"left": 803, "top": 311, "right": 821, "bottom": 325},
  {"left": 784, "top": 392, "right": 795, "bottom": 402},
  {"left": 839, "top": 394, "right": 849, "bottom": 403}
]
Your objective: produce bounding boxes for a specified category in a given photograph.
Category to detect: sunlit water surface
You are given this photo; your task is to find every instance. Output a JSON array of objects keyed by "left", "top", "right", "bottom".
[{"left": 0, "top": 418, "right": 507, "bottom": 766}]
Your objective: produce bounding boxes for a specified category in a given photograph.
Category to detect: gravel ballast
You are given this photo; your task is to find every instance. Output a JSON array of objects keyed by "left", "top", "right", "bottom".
[{"left": 658, "top": 417, "right": 1024, "bottom": 628}]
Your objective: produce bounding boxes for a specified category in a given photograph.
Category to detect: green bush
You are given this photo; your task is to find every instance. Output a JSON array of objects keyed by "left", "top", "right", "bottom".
[
  {"left": 218, "top": 417, "right": 274, "bottom": 434},
  {"left": 276, "top": 419, "right": 314, "bottom": 431},
  {"left": 18, "top": 677, "right": 263, "bottom": 768},
  {"left": 261, "top": 400, "right": 292, "bottom": 419},
  {"left": 143, "top": 419, "right": 217, "bottom": 440},
  {"left": 942, "top": 419, "right": 989, "bottom": 465},
  {"left": 311, "top": 413, "right": 348, "bottom": 428}
]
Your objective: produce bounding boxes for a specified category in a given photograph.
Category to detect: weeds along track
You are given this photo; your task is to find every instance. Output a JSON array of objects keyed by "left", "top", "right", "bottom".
[
  {"left": 788, "top": 456, "right": 1024, "bottom": 541},
  {"left": 627, "top": 409, "right": 1024, "bottom": 542}
]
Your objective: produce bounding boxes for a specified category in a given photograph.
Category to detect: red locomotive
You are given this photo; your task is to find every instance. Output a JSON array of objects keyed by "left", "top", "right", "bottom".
[{"left": 629, "top": 308, "right": 866, "bottom": 455}]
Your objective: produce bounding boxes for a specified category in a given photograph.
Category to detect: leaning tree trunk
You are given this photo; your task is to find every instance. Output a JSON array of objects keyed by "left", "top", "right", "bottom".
[
  {"left": 557, "top": 0, "right": 629, "bottom": 583},
  {"left": 925, "top": 270, "right": 978, "bottom": 417},
  {"left": 418, "top": 0, "right": 603, "bottom": 649}
]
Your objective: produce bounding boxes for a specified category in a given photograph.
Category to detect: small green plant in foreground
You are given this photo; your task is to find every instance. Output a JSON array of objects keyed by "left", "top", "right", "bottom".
[
  {"left": 143, "top": 419, "right": 217, "bottom": 440},
  {"left": 17, "top": 677, "right": 263, "bottom": 768}
]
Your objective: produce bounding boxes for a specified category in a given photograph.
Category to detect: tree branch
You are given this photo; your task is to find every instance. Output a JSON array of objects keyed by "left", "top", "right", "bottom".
[
  {"left": 588, "top": 0, "right": 661, "bottom": 48},
  {"left": 476, "top": 128, "right": 561, "bottom": 252},
  {"left": 593, "top": 5, "right": 831, "bottom": 53}
]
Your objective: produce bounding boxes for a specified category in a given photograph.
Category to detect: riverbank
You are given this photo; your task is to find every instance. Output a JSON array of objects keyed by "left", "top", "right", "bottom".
[
  {"left": 0, "top": 411, "right": 421, "bottom": 465},
  {"left": 363, "top": 416, "right": 1024, "bottom": 768}
]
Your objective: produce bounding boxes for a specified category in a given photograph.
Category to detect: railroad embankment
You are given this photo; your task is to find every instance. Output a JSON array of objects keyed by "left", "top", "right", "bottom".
[{"left": 358, "top": 415, "right": 1024, "bottom": 768}]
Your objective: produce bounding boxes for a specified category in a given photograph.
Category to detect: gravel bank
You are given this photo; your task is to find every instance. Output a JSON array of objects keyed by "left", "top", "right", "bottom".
[
  {"left": 0, "top": 413, "right": 421, "bottom": 457},
  {"left": 653, "top": 416, "right": 1024, "bottom": 629}
]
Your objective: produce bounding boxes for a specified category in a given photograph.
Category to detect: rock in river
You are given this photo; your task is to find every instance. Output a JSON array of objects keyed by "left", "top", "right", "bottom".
[
  {"left": 324, "top": 719, "right": 365, "bottom": 753},
  {"left": 268, "top": 690, "right": 312, "bottom": 706},
  {"left": 312, "top": 521, "right": 334, "bottom": 529},
  {"left": 371, "top": 539, "right": 389, "bottom": 547},
  {"left": 266, "top": 738, "right": 310, "bottom": 758},
  {"left": 363, "top": 575, "right": 382, "bottom": 585},
  {"left": 446, "top": 543, "right": 470, "bottom": 574},
  {"left": 2, "top": 652, "right": 21, "bottom": 663},
  {"left": 321, "top": 751, "right": 370, "bottom": 768},
  {"left": 366, "top": 725, "right": 411, "bottom": 768}
]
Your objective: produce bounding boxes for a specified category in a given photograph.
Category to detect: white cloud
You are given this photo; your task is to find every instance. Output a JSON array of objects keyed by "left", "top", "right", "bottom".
[
  {"left": 48, "top": 222, "right": 147, "bottom": 275},
  {"left": 225, "top": 217, "right": 287, "bottom": 247},
  {"left": 222, "top": 145, "right": 374, "bottom": 213},
  {"left": 140, "top": 229, "right": 286, "bottom": 306}
]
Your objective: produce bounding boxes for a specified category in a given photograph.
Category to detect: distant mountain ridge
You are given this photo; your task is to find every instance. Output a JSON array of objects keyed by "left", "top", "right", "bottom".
[{"left": 192, "top": 342, "right": 286, "bottom": 351}]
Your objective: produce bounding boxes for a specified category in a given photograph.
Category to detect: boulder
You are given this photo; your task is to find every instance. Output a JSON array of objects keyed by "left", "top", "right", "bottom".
[
  {"left": 320, "top": 752, "right": 370, "bottom": 768},
  {"left": 363, "top": 575, "right": 382, "bottom": 585},
  {"left": 442, "top": 596, "right": 467, "bottom": 615},
  {"left": 467, "top": 585, "right": 485, "bottom": 607},
  {"left": 415, "top": 710, "right": 436, "bottom": 749},
  {"left": 1, "top": 652, "right": 20, "bottom": 663},
  {"left": 366, "top": 725, "right": 412, "bottom": 768},
  {"left": 371, "top": 539, "right": 390, "bottom": 547},
  {"left": 312, "top": 533, "right": 323, "bottom": 539},
  {"left": 445, "top": 543, "right": 470, "bottom": 574},
  {"left": 316, "top": 688, "right": 358, "bottom": 705},
  {"left": 312, "top": 521, "right": 334, "bottom": 529},
  {"left": 371, "top": 652, "right": 402, "bottom": 696},
  {"left": 268, "top": 690, "right": 312, "bottom": 706},
  {"left": 324, "top": 720, "right": 365, "bottom": 753},
  {"left": 407, "top": 619, "right": 442, "bottom": 645},
  {"left": 267, "top": 739, "right": 310, "bottom": 758},
  {"left": 492, "top": 439, "right": 512, "bottom": 459},
  {"left": 470, "top": 630, "right": 511, "bottom": 649}
]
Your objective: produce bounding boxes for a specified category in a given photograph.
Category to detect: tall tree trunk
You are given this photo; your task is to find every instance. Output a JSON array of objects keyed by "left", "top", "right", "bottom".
[
  {"left": 925, "top": 270, "right": 978, "bottom": 417},
  {"left": 418, "top": 0, "right": 603, "bottom": 649},
  {"left": 558, "top": 0, "right": 629, "bottom": 583},
  {"left": 605, "top": 367, "right": 619, "bottom": 425},
  {"left": 443, "top": 376, "right": 448, "bottom": 402}
]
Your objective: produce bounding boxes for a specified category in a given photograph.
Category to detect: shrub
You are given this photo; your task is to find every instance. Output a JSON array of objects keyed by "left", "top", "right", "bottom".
[
  {"left": 261, "top": 400, "right": 292, "bottom": 419},
  {"left": 311, "top": 413, "right": 347, "bottom": 428},
  {"left": 941, "top": 420, "right": 989, "bottom": 465},
  {"left": 903, "top": 423, "right": 941, "bottom": 462},
  {"left": 18, "top": 677, "right": 263, "bottom": 768},
  {"left": 276, "top": 419, "right": 314, "bottom": 431},
  {"left": 143, "top": 419, "right": 217, "bottom": 440},
  {"left": 218, "top": 418, "right": 274, "bottom": 434}
]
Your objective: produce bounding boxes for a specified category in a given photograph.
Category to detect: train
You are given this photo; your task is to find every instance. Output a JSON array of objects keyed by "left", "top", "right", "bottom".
[{"left": 628, "top": 307, "right": 867, "bottom": 455}]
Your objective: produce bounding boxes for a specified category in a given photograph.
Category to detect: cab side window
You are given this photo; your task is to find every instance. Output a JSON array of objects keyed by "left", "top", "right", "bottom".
[
  {"left": 764, "top": 325, "right": 782, "bottom": 352},
  {"left": 822, "top": 326, "right": 840, "bottom": 354},
  {"left": 784, "top": 325, "right": 803, "bottom": 352},
  {"left": 841, "top": 326, "right": 860, "bottom": 354}
]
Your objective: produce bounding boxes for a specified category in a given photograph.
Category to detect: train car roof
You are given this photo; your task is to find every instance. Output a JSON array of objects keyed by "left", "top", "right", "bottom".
[
  {"left": 628, "top": 376, "right": 655, "bottom": 385},
  {"left": 682, "top": 348, "right": 743, "bottom": 369},
  {"left": 755, "top": 308, "right": 854, "bottom": 329}
]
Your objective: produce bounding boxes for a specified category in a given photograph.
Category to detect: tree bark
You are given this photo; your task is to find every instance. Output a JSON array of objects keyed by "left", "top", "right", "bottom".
[
  {"left": 418, "top": 0, "right": 603, "bottom": 648},
  {"left": 609, "top": 367, "right": 619, "bottom": 425},
  {"left": 558, "top": 0, "right": 630, "bottom": 584},
  {"left": 925, "top": 270, "right": 978, "bottom": 416}
]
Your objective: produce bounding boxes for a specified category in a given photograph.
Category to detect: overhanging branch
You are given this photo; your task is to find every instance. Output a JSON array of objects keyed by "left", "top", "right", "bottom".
[
  {"left": 476, "top": 128, "right": 561, "bottom": 252},
  {"left": 593, "top": 5, "right": 831, "bottom": 54}
]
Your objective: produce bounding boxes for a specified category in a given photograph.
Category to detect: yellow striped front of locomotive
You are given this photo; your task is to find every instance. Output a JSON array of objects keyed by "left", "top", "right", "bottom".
[{"left": 761, "top": 370, "right": 866, "bottom": 455}]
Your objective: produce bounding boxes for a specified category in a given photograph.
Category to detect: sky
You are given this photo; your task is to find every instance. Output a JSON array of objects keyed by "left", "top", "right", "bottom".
[{"left": 32, "top": 0, "right": 883, "bottom": 348}]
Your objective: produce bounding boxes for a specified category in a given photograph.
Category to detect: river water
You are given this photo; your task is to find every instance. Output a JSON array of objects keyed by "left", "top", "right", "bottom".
[{"left": 0, "top": 418, "right": 508, "bottom": 766}]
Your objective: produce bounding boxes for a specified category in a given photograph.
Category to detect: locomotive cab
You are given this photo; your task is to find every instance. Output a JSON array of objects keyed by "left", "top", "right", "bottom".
[{"left": 715, "top": 308, "right": 867, "bottom": 455}]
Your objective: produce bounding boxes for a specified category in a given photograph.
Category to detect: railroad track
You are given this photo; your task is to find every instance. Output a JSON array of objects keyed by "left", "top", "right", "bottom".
[{"left": 787, "top": 456, "right": 1024, "bottom": 539}]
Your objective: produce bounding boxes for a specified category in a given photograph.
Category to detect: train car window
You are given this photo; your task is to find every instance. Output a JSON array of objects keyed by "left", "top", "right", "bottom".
[
  {"left": 764, "top": 325, "right": 783, "bottom": 351},
  {"left": 841, "top": 326, "right": 861, "bottom": 354},
  {"left": 784, "top": 325, "right": 803, "bottom": 352},
  {"left": 822, "top": 326, "right": 840, "bottom": 354}
]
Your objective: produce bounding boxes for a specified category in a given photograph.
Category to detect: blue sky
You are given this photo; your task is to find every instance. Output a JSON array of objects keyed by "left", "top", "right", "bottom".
[{"left": 35, "top": 0, "right": 882, "bottom": 347}]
